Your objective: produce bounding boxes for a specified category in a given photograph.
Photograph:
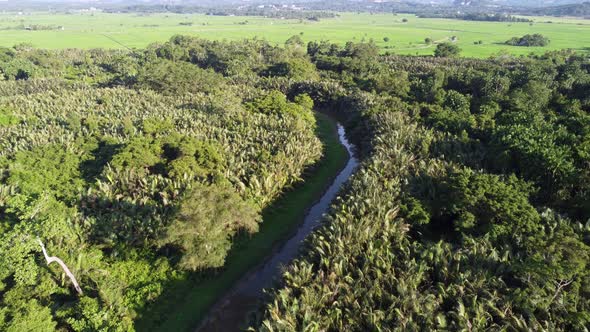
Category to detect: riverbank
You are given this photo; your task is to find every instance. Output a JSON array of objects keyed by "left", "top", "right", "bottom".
[{"left": 135, "top": 112, "right": 349, "bottom": 332}]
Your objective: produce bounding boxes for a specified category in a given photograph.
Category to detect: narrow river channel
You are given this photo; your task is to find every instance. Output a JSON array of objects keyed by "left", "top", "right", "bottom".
[{"left": 197, "top": 123, "right": 359, "bottom": 331}]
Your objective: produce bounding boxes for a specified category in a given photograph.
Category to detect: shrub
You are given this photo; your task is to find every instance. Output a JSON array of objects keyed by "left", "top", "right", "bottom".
[
  {"left": 159, "top": 184, "right": 259, "bottom": 270},
  {"left": 434, "top": 42, "right": 461, "bottom": 57},
  {"left": 505, "top": 34, "right": 550, "bottom": 47}
]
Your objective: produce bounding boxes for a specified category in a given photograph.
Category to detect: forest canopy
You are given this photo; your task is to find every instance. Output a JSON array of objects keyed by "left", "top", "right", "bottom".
[
  {"left": 0, "top": 35, "right": 323, "bottom": 331},
  {"left": 0, "top": 33, "right": 589, "bottom": 332},
  {"left": 252, "top": 41, "right": 590, "bottom": 331}
]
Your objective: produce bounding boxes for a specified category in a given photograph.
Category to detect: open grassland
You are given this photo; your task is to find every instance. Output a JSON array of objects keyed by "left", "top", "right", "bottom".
[{"left": 0, "top": 12, "right": 589, "bottom": 58}]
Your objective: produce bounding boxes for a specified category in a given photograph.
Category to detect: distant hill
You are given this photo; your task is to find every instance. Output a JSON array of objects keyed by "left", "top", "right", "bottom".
[
  {"left": 452, "top": 0, "right": 589, "bottom": 7},
  {"left": 529, "top": 2, "right": 590, "bottom": 16}
]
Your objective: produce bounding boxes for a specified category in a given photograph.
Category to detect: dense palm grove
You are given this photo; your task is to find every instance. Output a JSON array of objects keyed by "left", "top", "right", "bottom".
[
  {"left": 0, "top": 37, "right": 322, "bottom": 331},
  {"left": 0, "top": 35, "right": 589, "bottom": 332},
  {"left": 254, "top": 46, "right": 590, "bottom": 330}
]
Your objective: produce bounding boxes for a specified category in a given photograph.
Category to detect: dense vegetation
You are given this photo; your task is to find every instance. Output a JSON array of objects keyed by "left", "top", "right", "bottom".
[
  {"left": 1, "top": 27, "right": 590, "bottom": 332},
  {"left": 254, "top": 42, "right": 590, "bottom": 330},
  {"left": 0, "top": 36, "right": 325, "bottom": 331},
  {"left": 506, "top": 34, "right": 551, "bottom": 47}
]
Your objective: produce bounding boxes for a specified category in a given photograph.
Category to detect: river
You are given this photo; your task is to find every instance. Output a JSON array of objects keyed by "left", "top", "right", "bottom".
[{"left": 196, "top": 123, "right": 359, "bottom": 331}]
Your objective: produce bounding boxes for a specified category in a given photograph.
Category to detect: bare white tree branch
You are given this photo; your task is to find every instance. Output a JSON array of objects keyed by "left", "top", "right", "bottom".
[
  {"left": 550, "top": 278, "right": 573, "bottom": 305},
  {"left": 37, "top": 238, "right": 83, "bottom": 295}
]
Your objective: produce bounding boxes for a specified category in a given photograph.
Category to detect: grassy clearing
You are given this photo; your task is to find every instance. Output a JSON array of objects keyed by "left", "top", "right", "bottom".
[
  {"left": 0, "top": 12, "right": 589, "bottom": 57},
  {"left": 134, "top": 112, "right": 349, "bottom": 332}
]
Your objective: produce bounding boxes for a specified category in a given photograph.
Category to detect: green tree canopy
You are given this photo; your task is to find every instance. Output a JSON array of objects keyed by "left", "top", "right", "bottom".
[
  {"left": 159, "top": 184, "right": 259, "bottom": 271},
  {"left": 135, "top": 59, "right": 225, "bottom": 95},
  {"left": 434, "top": 42, "right": 462, "bottom": 57}
]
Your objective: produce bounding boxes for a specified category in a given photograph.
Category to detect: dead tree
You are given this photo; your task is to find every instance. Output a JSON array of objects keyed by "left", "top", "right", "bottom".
[{"left": 37, "top": 238, "right": 83, "bottom": 295}]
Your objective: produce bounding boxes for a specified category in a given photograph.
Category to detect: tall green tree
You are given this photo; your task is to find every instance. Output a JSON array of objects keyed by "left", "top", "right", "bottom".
[
  {"left": 434, "top": 42, "right": 461, "bottom": 57},
  {"left": 159, "top": 184, "right": 259, "bottom": 271}
]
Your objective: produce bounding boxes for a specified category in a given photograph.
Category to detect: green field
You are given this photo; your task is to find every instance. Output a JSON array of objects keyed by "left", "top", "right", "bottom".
[{"left": 1, "top": 11, "right": 589, "bottom": 57}]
